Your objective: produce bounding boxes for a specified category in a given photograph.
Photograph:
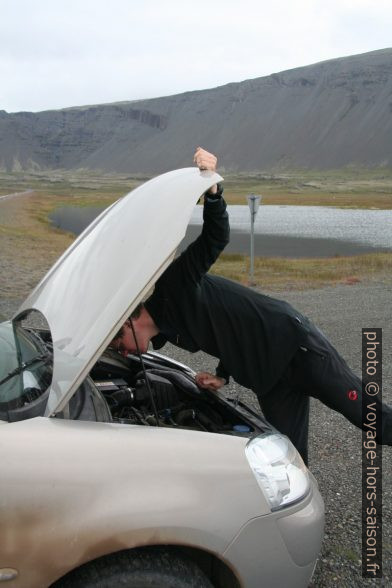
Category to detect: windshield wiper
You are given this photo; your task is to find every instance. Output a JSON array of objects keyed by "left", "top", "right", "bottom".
[{"left": 0, "top": 354, "right": 51, "bottom": 387}]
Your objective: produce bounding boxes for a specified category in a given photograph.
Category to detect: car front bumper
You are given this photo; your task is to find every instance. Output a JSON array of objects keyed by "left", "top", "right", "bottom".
[{"left": 223, "top": 478, "right": 324, "bottom": 588}]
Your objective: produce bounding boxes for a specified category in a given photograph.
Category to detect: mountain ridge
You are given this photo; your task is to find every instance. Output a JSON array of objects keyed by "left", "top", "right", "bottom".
[{"left": 1, "top": 48, "right": 391, "bottom": 173}]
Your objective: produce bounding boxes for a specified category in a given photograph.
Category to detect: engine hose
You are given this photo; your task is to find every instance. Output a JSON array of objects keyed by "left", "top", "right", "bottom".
[{"left": 176, "top": 408, "right": 197, "bottom": 426}]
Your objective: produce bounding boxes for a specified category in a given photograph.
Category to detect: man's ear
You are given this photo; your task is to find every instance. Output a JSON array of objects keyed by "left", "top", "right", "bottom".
[{"left": 131, "top": 307, "right": 145, "bottom": 325}]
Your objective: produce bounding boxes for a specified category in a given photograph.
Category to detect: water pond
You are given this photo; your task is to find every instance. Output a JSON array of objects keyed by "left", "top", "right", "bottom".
[{"left": 50, "top": 204, "right": 392, "bottom": 258}]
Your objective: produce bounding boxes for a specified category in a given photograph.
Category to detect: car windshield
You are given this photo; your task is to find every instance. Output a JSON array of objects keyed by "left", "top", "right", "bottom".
[{"left": 0, "top": 316, "right": 53, "bottom": 410}]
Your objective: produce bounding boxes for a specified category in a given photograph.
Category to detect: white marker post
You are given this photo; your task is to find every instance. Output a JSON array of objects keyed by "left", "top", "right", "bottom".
[{"left": 246, "top": 194, "right": 262, "bottom": 285}]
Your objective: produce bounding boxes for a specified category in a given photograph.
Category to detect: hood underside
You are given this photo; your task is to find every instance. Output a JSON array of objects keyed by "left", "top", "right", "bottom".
[{"left": 14, "top": 168, "right": 222, "bottom": 416}]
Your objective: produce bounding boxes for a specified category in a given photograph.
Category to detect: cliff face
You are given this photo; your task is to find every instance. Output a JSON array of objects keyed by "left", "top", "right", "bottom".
[
  {"left": 0, "top": 105, "right": 168, "bottom": 171},
  {"left": 1, "top": 48, "right": 391, "bottom": 172}
]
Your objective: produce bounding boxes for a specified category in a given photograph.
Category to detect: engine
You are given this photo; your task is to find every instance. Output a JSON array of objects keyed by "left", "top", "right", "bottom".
[{"left": 92, "top": 367, "right": 254, "bottom": 435}]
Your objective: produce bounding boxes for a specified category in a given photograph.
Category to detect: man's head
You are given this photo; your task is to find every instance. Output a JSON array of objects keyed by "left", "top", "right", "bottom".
[
  {"left": 110, "top": 303, "right": 157, "bottom": 357},
  {"left": 112, "top": 303, "right": 143, "bottom": 340}
]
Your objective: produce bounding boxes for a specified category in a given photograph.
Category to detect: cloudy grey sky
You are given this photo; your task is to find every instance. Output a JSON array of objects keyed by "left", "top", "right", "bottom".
[{"left": 1, "top": 0, "right": 391, "bottom": 113}]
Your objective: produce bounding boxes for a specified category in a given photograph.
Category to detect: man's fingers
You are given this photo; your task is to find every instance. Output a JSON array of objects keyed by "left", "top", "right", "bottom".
[
  {"left": 195, "top": 371, "right": 215, "bottom": 388},
  {"left": 195, "top": 372, "right": 225, "bottom": 392},
  {"left": 193, "top": 147, "right": 217, "bottom": 171},
  {"left": 196, "top": 376, "right": 214, "bottom": 386},
  {"left": 199, "top": 382, "right": 210, "bottom": 389},
  {"left": 202, "top": 377, "right": 216, "bottom": 385}
]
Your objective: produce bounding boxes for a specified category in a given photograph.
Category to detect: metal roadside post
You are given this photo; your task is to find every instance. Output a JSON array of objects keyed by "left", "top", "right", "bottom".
[{"left": 246, "top": 194, "right": 262, "bottom": 285}]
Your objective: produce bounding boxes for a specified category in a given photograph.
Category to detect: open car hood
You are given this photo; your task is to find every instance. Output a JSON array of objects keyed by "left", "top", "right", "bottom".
[{"left": 14, "top": 168, "right": 222, "bottom": 416}]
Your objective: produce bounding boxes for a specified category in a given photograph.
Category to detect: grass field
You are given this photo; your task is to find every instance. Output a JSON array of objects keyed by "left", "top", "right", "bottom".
[{"left": 211, "top": 251, "right": 392, "bottom": 290}]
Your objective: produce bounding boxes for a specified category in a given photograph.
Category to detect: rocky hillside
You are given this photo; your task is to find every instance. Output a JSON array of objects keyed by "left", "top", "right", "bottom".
[{"left": 1, "top": 48, "right": 391, "bottom": 173}]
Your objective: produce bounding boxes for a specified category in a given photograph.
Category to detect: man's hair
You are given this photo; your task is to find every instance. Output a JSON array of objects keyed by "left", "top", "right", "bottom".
[{"left": 112, "top": 303, "right": 143, "bottom": 341}]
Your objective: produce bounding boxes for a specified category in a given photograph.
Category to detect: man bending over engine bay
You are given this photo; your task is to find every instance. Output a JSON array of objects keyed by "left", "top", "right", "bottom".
[{"left": 110, "top": 147, "right": 392, "bottom": 464}]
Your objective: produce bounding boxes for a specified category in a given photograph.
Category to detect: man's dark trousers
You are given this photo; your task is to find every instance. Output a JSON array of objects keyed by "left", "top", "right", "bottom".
[{"left": 258, "top": 324, "right": 392, "bottom": 465}]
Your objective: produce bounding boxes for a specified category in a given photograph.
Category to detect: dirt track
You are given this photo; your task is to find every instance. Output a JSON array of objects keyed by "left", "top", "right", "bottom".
[{"left": 0, "top": 191, "right": 73, "bottom": 318}]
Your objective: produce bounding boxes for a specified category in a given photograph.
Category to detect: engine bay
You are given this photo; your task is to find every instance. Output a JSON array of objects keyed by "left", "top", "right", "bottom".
[{"left": 89, "top": 350, "right": 266, "bottom": 437}]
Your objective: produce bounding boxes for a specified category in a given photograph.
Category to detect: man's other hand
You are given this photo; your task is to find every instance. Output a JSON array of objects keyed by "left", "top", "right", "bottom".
[{"left": 195, "top": 371, "right": 226, "bottom": 392}]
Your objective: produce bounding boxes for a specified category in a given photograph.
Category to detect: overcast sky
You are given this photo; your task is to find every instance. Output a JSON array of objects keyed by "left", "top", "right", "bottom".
[{"left": 1, "top": 0, "right": 391, "bottom": 113}]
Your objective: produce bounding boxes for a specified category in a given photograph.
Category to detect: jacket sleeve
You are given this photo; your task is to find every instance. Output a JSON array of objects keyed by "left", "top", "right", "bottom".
[
  {"left": 215, "top": 360, "right": 230, "bottom": 384},
  {"left": 165, "top": 185, "right": 230, "bottom": 285}
]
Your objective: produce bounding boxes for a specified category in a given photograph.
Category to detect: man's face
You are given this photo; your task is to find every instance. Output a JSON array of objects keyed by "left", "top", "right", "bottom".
[{"left": 111, "top": 320, "right": 148, "bottom": 356}]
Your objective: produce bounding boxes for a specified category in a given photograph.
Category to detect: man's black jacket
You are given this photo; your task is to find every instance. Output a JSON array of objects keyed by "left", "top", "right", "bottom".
[{"left": 145, "top": 187, "right": 310, "bottom": 398}]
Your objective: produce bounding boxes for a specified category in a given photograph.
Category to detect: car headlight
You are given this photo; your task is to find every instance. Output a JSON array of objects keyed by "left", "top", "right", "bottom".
[{"left": 245, "top": 433, "right": 310, "bottom": 511}]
